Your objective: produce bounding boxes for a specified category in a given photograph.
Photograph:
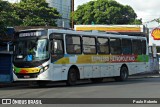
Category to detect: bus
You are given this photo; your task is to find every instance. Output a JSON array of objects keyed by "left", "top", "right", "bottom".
[{"left": 13, "top": 28, "right": 149, "bottom": 86}]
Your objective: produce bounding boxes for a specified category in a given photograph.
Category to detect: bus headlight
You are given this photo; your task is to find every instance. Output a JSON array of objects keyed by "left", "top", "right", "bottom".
[
  {"left": 44, "top": 65, "right": 49, "bottom": 71},
  {"left": 39, "top": 65, "right": 49, "bottom": 73},
  {"left": 40, "top": 68, "right": 44, "bottom": 73}
]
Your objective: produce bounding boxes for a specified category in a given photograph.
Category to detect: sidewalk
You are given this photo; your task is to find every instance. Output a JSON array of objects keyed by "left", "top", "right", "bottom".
[{"left": 130, "top": 71, "right": 160, "bottom": 79}]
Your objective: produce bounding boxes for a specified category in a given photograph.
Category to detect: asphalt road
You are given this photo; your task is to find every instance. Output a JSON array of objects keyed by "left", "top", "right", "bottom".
[{"left": 1, "top": 77, "right": 160, "bottom": 107}]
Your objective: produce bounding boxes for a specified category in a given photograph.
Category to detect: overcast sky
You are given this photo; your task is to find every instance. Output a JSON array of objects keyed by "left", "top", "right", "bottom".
[{"left": 75, "top": 0, "right": 160, "bottom": 24}]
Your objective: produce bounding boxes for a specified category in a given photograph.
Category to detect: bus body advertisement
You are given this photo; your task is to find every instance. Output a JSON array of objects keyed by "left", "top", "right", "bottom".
[{"left": 12, "top": 29, "right": 149, "bottom": 86}]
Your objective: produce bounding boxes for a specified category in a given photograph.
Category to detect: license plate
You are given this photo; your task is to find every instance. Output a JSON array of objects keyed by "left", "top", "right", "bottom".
[{"left": 24, "top": 75, "right": 30, "bottom": 78}]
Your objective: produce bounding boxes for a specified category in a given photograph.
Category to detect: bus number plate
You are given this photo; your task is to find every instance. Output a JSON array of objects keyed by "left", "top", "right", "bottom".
[{"left": 24, "top": 75, "right": 30, "bottom": 78}]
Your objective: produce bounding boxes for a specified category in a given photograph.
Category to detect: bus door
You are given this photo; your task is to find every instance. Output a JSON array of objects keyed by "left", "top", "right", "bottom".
[
  {"left": 50, "top": 33, "right": 64, "bottom": 61},
  {"left": 50, "top": 33, "right": 65, "bottom": 80}
]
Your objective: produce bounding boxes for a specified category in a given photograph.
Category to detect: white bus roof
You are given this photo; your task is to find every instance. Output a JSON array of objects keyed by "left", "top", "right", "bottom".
[
  {"left": 48, "top": 29, "right": 147, "bottom": 40},
  {"left": 18, "top": 28, "right": 146, "bottom": 40}
]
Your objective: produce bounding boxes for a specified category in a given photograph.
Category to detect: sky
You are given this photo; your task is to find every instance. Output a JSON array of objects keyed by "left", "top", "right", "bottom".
[{"left": 74, "top": 0, "right": 160, "bottom": 25}]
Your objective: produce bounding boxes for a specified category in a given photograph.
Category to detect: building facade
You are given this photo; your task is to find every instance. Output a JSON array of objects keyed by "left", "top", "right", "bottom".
[{"left": 46, "top": 0, "right": 72, "bottom": 28}]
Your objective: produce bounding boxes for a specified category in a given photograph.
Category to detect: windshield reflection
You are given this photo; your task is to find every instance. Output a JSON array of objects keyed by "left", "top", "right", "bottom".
[{"left": 14, "top": 39, "right": 49, "bottom": 61}]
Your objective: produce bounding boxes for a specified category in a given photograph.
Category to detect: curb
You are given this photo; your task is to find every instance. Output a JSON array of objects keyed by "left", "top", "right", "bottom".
[
  {"left": 0, "top": 83, "right": 16, "bottom": 88},
  {"left": 0, "top": 82, "right": 28, "bottom": 88},
  {"left": 129, "top": 72, "right": 160, "bottom": 79}
]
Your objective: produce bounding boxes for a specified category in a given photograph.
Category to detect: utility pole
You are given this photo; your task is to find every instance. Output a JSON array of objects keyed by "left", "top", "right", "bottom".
[{"left": 71, "top": 0, "right": 74, "bottom": 29}]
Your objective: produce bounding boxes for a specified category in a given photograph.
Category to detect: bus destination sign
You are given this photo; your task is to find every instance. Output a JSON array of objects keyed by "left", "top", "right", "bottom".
[{"left": 19, "top": 31, "right": 46, "bottom": 38}]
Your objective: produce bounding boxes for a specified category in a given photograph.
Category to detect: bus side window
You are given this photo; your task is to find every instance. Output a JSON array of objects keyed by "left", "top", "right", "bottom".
[
  {"left": 51, "top": 39, "right": 64, "bottom": 54},
  {"left": 110, "top": 38, "right": 122, "bottom": 55},
  {"left": 66, "top": 35, "right": 82, "bottom": 54},
  {"left": 122, "top": 39, "right": 132, "bottom": 55},
  {"left": 132, "top": 40, "right": 142, "bottom": 55},
  {"left": 142, "top": 40, "right": 146, "bottom": 54},
  {"left": 82, "top": 36, "right": 96, "bottom": 54},
  {"left": 97, "top": 37, "right": 109, "bottom": 54}
]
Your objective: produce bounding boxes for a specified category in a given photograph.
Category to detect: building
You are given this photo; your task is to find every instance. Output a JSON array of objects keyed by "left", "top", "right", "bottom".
[{"left": 46, "top": 0, "right": 72, "bottom": 28}]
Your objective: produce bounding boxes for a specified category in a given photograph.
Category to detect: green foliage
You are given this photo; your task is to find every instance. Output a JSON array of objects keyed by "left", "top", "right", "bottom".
[
  {"left": 14, "top": 0, "right": 61, "bottom": 26},
  {"left": 0, "top": 0, "right": 60, "bottom": 29},
  {"left": 155, "top": 18, "right": 160, "bottom": 24},
  {"left": 73, "top": 0, "right": 142, "bottom": 25},
  {"left": 0, "top": 0, "right": 19, "bottom": 34},
  {"left": 157, "top": 47, "right": 160, "bottom": 53},
  {"left": 0, "top": 0, "right": 61, "bottom": 41}
]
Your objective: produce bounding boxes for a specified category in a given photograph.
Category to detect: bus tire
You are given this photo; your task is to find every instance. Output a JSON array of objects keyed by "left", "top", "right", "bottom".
[
  {"left": 115, "top": 66, "right": 128, "bottom": 81},
  {"left": 91, "top": 78, "right": 103, "bottom": 83},
  {"left": 66, "top": 67, "right": 78, "bottom": 86}
]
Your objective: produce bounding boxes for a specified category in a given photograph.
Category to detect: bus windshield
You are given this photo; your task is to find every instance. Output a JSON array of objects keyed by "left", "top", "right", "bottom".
[{"left": 14, "top": 39, "right": 49, "bottom": 62}]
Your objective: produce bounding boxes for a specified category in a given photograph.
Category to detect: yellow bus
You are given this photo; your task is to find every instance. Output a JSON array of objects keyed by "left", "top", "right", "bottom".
[{"left": 13, "top": 28, "right": 149, "bottom": 86}]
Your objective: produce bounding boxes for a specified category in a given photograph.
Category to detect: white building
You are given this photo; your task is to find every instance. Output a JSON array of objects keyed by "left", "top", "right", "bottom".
[{"left": 46, "top": 0, "right": 72, "bottom": 28}]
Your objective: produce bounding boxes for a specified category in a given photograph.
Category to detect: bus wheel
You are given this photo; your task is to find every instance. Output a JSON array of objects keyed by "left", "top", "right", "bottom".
[
  {"left": 115, "top": 66, "right": 128, "bottom": 81},
  {"left": 91, "top": 78, "right": 103, "bottom": 83},
  {"left": 66, "top": 68, "right": 78, "bottom": 86}
]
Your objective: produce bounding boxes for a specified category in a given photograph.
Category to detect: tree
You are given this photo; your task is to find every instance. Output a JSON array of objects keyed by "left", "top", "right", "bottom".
[
  {"left": 73, "top": 0, "right": 142, "bottom": 25},
  {"left": 13, "top": 0, "right": 61, "bottom": 26},
  {"left": 0, "top": 0, "right": 16, "bottom": 32},
  {"left": 157, "top": 46, "right": 160, "bottom": 53},
  {"left": 0, "top": 0, "right": 60, "bottom": 41},
  {"left": 0, "top": 0, "right": 19, "bottom": 41}
]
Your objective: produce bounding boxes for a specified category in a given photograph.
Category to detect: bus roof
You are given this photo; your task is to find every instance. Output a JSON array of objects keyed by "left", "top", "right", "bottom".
[
  {"left": 48, "top": 29, "right": 147, "bottom": 40},
  {"left": 17, "top": 28, "right": 147, "bottom": 40}
]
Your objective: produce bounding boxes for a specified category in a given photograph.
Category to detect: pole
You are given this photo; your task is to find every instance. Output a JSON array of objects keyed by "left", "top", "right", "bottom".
[{"left": 72, "top": 0, "right": 74, "bottom": 29}]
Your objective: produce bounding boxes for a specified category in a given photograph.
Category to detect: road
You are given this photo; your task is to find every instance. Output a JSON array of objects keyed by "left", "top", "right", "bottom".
[{"left": 1, "top": 77, "right": 160, "bottom": 107}]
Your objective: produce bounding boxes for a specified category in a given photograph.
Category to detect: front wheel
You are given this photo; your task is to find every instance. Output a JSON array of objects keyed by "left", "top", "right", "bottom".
[
  {"left": 66, "top": 68, "right": 78, "bottom": 86},
  {"left": 115, "top": 66, "right": 128, "bottom": 81}
]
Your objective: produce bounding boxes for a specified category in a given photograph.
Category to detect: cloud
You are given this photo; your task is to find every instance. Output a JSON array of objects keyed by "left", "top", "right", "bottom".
[
  {"left": 6, "top": 0, "right": 19, "bottom": 3},
  {"left": 114, "top": 0, "right": 160, "bottom": 22}
]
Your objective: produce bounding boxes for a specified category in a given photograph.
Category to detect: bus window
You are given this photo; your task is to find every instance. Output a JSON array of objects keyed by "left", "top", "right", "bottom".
[
  {"left": 132, "top": 40, "right": 142, "bottom": 55},
  {"left": 66, "top": 35, "right": 82, "bottom": 54},
  {"left": 122, "top": 39, "right": 132, "bottom": 55},
  {"left": 16, "top": 41, "right": 26, "bottom": 55},
  {"left": 97, "top": 37, "right": 109, "bottom": 54},
  {"left": 51, "top": 39, "right": 64, "bottom": 62},
  {"left": 51, "top": 39, "right": 64, "bottom": 54},
  {"left": 110, "top": 38, "right": 121, "bottom": 55},
  {"left": 82, "top": 36, "right": 96, "bottom": 54},
  {"left": 142, "top": 40, "right": 146, "bottom": 54}
]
